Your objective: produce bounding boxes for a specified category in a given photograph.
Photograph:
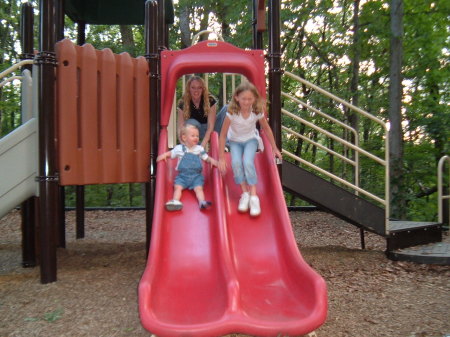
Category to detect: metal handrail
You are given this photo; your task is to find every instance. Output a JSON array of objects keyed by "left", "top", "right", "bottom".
[
  {"left": 284, "top": 71, "right": 388, "bottom": 128},
  {"left": 0, "top": 75, "right": 24, "bottom": 88},
  {"left": 438, "top": 155, "right": 450, "bottom": 224},
  {"left": 283, "top": 150, "right": 385, "bottom": 205},
  {"left": 281, "top": 91, "right": 358, "bottom": 136},
  {"left": 191, "top": 30, "right": 224, "bottom": 45},
  {"left": 282, "top": 71, "right": 390, "bottom": 232},
  {"left": 0, "top": 60, "right": 34, "bottom": 80},
  {"left": 282, "top": 126, "right": 356, "bottom": 166},
  {"left": 282, "top": 89, "right": 361, "bottom": 196},
  {"left": 282, "top": 108, "right": 385, "bottom": 165}
]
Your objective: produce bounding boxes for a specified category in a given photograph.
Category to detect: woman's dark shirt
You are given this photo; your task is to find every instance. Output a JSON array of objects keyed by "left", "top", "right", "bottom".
[{"left": 178, "top": 95, "right": 217, "bottom": 125}]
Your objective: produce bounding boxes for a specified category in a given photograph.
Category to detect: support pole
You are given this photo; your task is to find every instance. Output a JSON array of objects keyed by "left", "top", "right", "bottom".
[
  {"left": 75, "top": 21, "right": 86, "bottom": 239},
  {"left": 360, "top": 228, "right": 366, "bottom": 249},
  {"left": 77, "top": 21, "right": 86, "bottom": 46},
  {"left": 157, "top": 0, "right": 167, "bottom": 50},
  {"left": 145, "top": 0, "right": 159, "bottom": 255},
  {"left": 268, "top": 0, "right": 282, "bottom": 176},
  {"left": 20, "top": 2, "right": 34, "bottom": 67},
  {"left": 76, "top": 186, "right": 85, "bottom": 238},
  {"left": 20, "top": 2, "right": 37, "bottom": 268},
  {"left": 252, "top": 0, "right": 265, "bottom": 49},
  {"left": 37, "top": 0, "right": 58, "bottom": 283},
  {"left": 55, "top": 0, "right": 66, "bottom": 249},
  {"left": 55, "top": 0, "right": 65, "bottom": 42}
]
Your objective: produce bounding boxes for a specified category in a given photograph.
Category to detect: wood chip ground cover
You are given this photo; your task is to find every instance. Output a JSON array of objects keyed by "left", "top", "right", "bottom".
[{"left": 0, "top": 210, "right": 449, "bottom": 337}]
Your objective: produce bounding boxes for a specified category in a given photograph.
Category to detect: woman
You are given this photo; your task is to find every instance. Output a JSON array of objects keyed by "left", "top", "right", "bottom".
[{"left": 177, "top": 76, "right": 217, "bottom": 148}]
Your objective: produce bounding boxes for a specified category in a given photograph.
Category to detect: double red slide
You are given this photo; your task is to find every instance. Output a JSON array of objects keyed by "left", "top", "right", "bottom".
[{"left": 139, "top": 130, "right": 327, "bottom": 336}]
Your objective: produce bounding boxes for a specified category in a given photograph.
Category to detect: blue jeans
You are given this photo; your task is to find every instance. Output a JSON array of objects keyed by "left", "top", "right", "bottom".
[{"left": 229, "top": 138, "right": 258, "bottom": 186}]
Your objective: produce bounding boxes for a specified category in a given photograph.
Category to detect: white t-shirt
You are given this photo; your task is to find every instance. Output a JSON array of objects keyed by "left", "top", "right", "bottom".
[
  {"left": 170, "top": 144, "right": 209, "bottom": 170},
  {"left": 226, "top": 111, "right": 264, "bottom": 142}
]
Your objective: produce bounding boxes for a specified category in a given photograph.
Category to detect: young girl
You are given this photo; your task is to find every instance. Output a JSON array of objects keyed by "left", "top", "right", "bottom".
[
  {"left": 157, "top": 123, "right": 218, "bottom": 211},
  {"left": 218, "top": 82, "right": 282, "bottom": 217}
]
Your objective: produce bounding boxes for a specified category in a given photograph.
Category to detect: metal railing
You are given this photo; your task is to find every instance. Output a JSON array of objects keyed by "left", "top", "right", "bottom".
[
  {"left": 282, "top": 71, "right": 390, "bottom": 232},
  {"left": 438, "top": 155, "right": 450, "bottom": 224},
  {"left": 0, "top": 60, "right": 35, "bottom": 125}
]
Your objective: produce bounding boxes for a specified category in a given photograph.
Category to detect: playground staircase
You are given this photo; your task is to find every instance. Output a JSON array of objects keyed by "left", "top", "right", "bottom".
[
  {"left": 282, "top": 162, "right": 444, "bottom": 258},
  {"left": 281, "top": 71, "right": 448, "bottom": 265}
]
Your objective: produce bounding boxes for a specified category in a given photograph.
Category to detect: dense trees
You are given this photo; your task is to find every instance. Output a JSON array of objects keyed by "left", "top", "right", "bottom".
[{"left": 0, "top": 0, "right": 448, "bottom": 220}]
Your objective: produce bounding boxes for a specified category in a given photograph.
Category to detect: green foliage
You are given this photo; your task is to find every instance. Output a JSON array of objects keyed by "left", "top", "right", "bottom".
[
  {"left": 0, "top": 0, "right": 448, "bottom": 220},
  {"left": 64, "top": 184, "right": 145, "bottom": 208},
  {"left": 43, "top": 308, "right": 64, "bottom": 323},
  {"left": 24, "top": 307, "right": 64, "bottom": 323}
]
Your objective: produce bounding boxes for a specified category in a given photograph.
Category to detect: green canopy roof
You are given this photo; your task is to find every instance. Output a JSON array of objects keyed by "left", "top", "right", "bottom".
[{"left": 64, "top": 0, "right": 174, "bottom": 25}]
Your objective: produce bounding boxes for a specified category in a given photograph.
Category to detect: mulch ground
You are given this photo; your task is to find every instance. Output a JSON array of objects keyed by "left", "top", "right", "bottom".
[{"left": 1, "top": 209, "right": 449, "bottom": 337}]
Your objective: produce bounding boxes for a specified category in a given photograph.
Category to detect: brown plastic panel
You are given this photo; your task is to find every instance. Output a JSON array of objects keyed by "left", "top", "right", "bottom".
[{"left": 56, "top": 39, "right": 150, "bottom": 185}]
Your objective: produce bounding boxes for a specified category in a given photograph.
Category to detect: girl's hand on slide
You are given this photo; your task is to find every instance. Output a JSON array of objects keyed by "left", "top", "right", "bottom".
[{"left": 218, "top": 159, "right": 227, "bottom": 174}]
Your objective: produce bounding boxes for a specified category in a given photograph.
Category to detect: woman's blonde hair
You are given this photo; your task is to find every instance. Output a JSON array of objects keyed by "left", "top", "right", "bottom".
[
  {"left": 180, "top": 76, "right": 212, "bottom": 120},
  {"left": 227, "top": 81, "right": 265, "bottom": 115}
]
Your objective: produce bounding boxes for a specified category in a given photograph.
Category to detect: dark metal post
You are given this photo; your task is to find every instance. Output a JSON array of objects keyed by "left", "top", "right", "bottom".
[
  {"left": 360, "top": 228, "right": 366, "bottom": 249},
  {"left": 55, "top": 0, "right": 65, "bottom": 41},
  {"left": 157, "top": 0, "right": 166, "bottom": 50},
  {"left": 55, "top": 0, "right": 66, "bottom": 249},
  {"left": 20, "top": 3, "right": 34, "bottom": 68},
  {"left": 37, "top": 0, "right": 58, "bottom": 283},
  {"left": 77, "top": 21, "right": 86, "bottom": 46},
  {"left": 75, "top": 21, "right": 86, "bottom": 239},
  {"left": 444, "top": 186, "right": 449, "bottom": 228},
  {"left": 268, "top": 0, "right": 282, "bottom": 176},
  {"left": 19, "top": 2, "right": 37, "bottom": 268},
  {"left": 21, "top": 198, "right": 37, "bottom": 267},
  {"left": 252, "top": 0, "right": 265, "bottom": 49},
  {"left": 76, "top": 186, "right": 85, "bottom": 238},
  {"left": 58, "top": 187, "right": 66, "bottom": 247},
  {"left": 145, "top": 0, "right": 159, "bottom": 254}
]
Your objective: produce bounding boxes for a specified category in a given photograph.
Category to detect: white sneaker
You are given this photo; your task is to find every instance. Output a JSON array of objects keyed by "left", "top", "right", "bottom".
[
  {"left": 165, "top": 199, "right": 183, "bottom": 211},
  {"left": 249, "top": 195, "right": 261, "bottom": 217},
  {"left": 238, "top": 192, "right": 250, "bottom": 212}
]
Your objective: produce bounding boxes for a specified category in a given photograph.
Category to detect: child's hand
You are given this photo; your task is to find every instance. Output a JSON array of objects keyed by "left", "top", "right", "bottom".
[
  {"left": 218, "top": 158, "right": 227, "bottom": 174},
  {"left": 274, "top": 148, "right": 282, "bottom": 161},
  {"left": 156, "top": 153, "right": 167, "bottom": 162},
  {"left": 209, "top": 158, "right": 219, "bottom": 167}
]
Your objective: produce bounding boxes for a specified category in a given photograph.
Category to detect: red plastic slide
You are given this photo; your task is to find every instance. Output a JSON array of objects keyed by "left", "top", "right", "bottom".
[{"left": 139, "top": 130, "right": 327, "bottom": 336}]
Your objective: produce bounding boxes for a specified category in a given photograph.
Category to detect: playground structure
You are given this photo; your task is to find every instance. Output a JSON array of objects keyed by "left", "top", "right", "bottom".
[{"left": 0, "top": 0, "right": 449, "bottom": 336}]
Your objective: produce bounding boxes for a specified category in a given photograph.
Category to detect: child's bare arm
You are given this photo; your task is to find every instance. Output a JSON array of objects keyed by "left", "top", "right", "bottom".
[
  {"left": 156, "top": 151, "right": 171, "bottom": 162},
  {"left": 218, "top": 117, "right": 231, "bottom": 173},
  {"left": 207, "top": 156, "right": 218, "bottom": 167},
  {"left": 260, "top": 117, "right": 282, "bottom": 159}
]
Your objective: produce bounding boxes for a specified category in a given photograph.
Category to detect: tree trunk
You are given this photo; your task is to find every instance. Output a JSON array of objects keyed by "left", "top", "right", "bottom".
[
  {"left": 346, "top": 0, "right": 361, "bottom": 185},
  {"left": 179, "top": 6, "right": 191, "bottom": 48},
  {"left": 349, "top": 0, "right": 361, "bottom": 130},
  {"left": 389, "top": 0, "right": 406, "bottom": 219},
  {"left": 119, "top": 25, "right": 135, "bottom": 54}
]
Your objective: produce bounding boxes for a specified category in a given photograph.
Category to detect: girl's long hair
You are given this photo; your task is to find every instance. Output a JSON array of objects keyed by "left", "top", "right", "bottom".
[
  {"left": 180, "top": 76, "right": 212, "bottom": 120},
  {"left": 227, "top": 81, "right": 265, "bottom": 115}
]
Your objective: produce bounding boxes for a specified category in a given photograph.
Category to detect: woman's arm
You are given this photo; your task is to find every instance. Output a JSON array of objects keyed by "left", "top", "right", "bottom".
[
  {"left": 201, "top": 103, "right": 217, "bottom": 147},
  {"left": 218, "top": 116, "right": 231, "bottom": 174},
  {"left": 259, "top": 117, "right": 282, "bottom": 159}
]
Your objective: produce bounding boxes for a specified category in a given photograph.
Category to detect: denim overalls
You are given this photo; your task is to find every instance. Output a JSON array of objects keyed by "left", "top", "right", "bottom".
[{"left": 174, "top": 145, "right": 204, "bottom": 190}]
